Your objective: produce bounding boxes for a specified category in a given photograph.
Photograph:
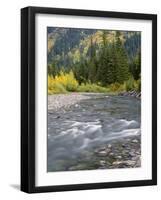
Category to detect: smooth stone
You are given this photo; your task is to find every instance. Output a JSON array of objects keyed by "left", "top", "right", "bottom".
[
  {"left": 132, "top": 139, "right": 139, "bottom": 143},
  {"left": 136, "top": 151, "right": 141, "bottom": 155},
  {"left": 107, "top": 144, "right": 112, "bottom": 148},
  {"left": 112, "top": 160, "right": 136, "bottom": 167},
  {"left": 99, "top": 160, "right": 106, "bottom": 166},
  {"left": 115, "top": 155, "right": 122, "bottom": 159},
  {"left": 109, "top": 152, "right": 114, "bottom": 156},
  {"left": 131, "top": 155, "right": 140, "bottom": 161},
  {"left": 129, "top": 152, "right": 136, "bottom": 157},
  {"left": 98, "top": 148, "right": 111, "bottom": 156},
  {"left": 135, "top": 158, "right": 141, "bottom": 167},
  {"left": 98, "top": 151, "right": 108, "bottom": 157}
]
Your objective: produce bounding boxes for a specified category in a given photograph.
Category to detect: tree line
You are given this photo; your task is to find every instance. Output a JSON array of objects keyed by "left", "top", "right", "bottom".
[{"left": 48, "top": 30, "right": 141, "bottom": 88}]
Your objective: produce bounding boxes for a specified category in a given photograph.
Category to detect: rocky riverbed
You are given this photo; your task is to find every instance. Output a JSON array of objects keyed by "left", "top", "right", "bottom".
[
  {"left": 48, "top": 93, "right": 141, "bottom": 171},
  {"left": 48, "top": 93, "right": 91, "bottom": 111},
  {"left": 68, "top": 136, "right": 141, "bottom": 170}
]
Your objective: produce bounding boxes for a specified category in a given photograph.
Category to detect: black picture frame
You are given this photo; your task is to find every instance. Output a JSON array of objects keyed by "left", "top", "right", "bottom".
[{"left": 21, "top": 6, "right": 157, "bottom": 193}]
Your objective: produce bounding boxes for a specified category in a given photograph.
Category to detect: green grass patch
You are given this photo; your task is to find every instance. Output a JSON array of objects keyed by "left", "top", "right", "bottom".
[{"left": 77, "top": 83, "right": 110, "bottom": 93}]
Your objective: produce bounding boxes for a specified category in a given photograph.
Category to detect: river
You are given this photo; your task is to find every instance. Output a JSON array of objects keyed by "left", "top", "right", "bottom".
[{"left": 47, "top": 94, "right": 141, "bottom": 172}]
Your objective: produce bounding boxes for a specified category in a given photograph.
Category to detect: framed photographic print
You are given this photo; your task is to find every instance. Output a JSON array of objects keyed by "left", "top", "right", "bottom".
[{"left": 21, "top": 6, "right": 157, "bottom": 193}]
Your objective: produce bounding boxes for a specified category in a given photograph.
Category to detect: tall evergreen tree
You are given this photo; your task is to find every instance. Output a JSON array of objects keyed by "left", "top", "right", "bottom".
[
  {"left": 97, "top": 49, "right": 109, "bottom": 85},
  {"left": 97, "top": 31, "right": 119, "bottom": 86},
  {"left": 115, "top": 31, "right": 130, "bottom": 83},
  {"left": 106, "top": 42, "right": 117, "bottom": 84},
  {"left": 97, "top": 31, "right": 110, "bottom": 86},
  {"left": 74, "top": 57, "right": 88, "bottom": 84},
  {"left": 88, "top": 36, "right": 98, "bottom": 83},
  {"left": 130, "top": 49, "right": 141, "bottom": 80}
]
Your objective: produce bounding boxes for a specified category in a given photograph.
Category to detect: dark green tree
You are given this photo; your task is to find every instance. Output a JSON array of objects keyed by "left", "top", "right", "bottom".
[
  {"left": 115, "top": 31, "right": 130, "bottom": 83},
  {"left": 96, "top": 31, "right": 110, "bottom": 86},
  {"left": 106, "top": 42, "right": 117, "bottom": 84},
  {"left": 73, "top": 58, "right": 89, "bottom": 84},
  {"left": 130, "top": 49, "right": 141, "bottom": 80},
  {"left": 97, "top": 49, "right": 108, "bottom": 85},
  {"left": 88, "top": 36, "right": 98, "bottom": 83},
  {"left": 97, "top": 31, "right": 119, "bottom": 86},
  {"left": 48, "top": 61, "right": 59, "bottom": 77}
]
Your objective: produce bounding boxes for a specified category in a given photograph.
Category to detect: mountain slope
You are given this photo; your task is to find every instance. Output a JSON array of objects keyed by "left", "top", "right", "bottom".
[{"left": 47, "top": 27, "right": 141, "bottom": 70}]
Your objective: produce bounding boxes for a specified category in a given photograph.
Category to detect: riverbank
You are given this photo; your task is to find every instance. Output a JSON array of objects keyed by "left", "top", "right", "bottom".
[
  {"left": 48, "top": 93, "right": 91, "bottom": 111},
  {"left": 119, "top": 90, "right": 141, "bottom": 99},
  {"left": 68, "top": 135, "right": 141, "bottom": 170},
  {"left": 48, "top": 91, "right": 140, "bottom": 111},
  {"left": 93, "top": 135, "right": 141, "bottom": 169}
]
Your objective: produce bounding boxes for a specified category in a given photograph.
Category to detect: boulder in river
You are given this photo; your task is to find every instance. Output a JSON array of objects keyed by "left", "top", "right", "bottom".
[
  {"left": 132, "top": 139, "right": 139, "bottom": 143},
  {"left": 99, "top": 160, "right": 106, "bottom": 166},
  {"left": 97, "top": 148, "right": 111, "bottom": 157}
]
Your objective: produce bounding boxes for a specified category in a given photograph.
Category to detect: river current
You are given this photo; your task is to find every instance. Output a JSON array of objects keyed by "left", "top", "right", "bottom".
[{"left": 47, "top": 94, "right": 141, "bottom": 172}]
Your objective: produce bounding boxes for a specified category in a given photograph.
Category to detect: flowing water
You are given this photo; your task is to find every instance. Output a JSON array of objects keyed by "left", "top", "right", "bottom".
[{"left": 47, "top": 94, "right": 141, "bottom": 172}]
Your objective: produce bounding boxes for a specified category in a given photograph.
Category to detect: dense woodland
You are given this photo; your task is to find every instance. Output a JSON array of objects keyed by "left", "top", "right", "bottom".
[{"left": 47, "top": 28, "right": 141, "bottom": 94}]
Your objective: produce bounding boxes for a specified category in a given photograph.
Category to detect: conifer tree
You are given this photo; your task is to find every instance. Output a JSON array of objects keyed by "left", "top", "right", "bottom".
[
  {"left": 88, "top": 36, "right": 98, "bottom": 83},
  {"left": 115, "top": 31, "right": 130, "bottom": 83},
  {"left": 130, "top": 49, "right": 141, "bottom": 80},
  {"left": 74, "top": 58, "right": 88, "bottom": 84},
  {"left": 106, "top": 42, "right": 117, "bottom": 84},
  {"left": 96, "top": 31, "right": 110, "bottom": 86}
]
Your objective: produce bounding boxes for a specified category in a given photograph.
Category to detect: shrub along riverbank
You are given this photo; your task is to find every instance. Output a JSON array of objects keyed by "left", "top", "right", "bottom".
[{"left": 48, "top": 70, "right": 141, "bottom": 95}]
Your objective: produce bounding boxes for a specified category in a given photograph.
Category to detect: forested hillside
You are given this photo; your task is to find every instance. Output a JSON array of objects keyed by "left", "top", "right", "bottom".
[{"left": 47, "top": 27, "right": 141, "bottom": 94}]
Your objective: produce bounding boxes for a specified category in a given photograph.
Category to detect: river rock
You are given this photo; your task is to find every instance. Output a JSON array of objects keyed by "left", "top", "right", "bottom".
[
  {"left": 99, "top": 160, "right": 106, "bottom": 166},
  {"left": 129, "top": 152, "right": 136, "bottom": 157},
  {"left": 122, "top": 150, "right": 129, "bottom": 154},
  {"left": 135, "top": 158, "right": 141, "bottom": 167},
  {"left": 112, "top": 160, "right": 136, "bottom": 167},
  {"left": 105, "top": 148, "right": 111, "bottom": 154},
  {"left": 122, "top": 143, "right": 127, "bottom": 148},
  {"left": 99, "top": 146, "right": 107, "bottom": 151},
  {"left": 98, "top": 151, "right": 108, "bottom": 157},
  {"left": 119, "top": 90, "right": 141, "bottom": 99},
  {"left": 132, "top": 139, "right": 139, "bottom": 143},
  {"left": 109, "top": 152, "right": 114, "bottom": 157},
  {"left": 115, "top": 155, "right": 122, "bottom": 159},
  {"left": 136, "top": 151, "right": 141, "bottom": 155},
  {"left": 131, "top": 155, "right": 140, "bottom": 161},
  {"left": 107, "top": 144, "right": 112, "bottom": 148},
  {"left": 136, "top": 92, "right": 141, "bottom": 98},
  {"left": 97, "top": 148, "right": 111, "bottom": 157}
]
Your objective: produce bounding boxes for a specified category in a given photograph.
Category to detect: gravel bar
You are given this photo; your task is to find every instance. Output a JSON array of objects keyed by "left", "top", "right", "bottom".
[{"left": 48, "top": 93, "right": 91, "bottom": 111}]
